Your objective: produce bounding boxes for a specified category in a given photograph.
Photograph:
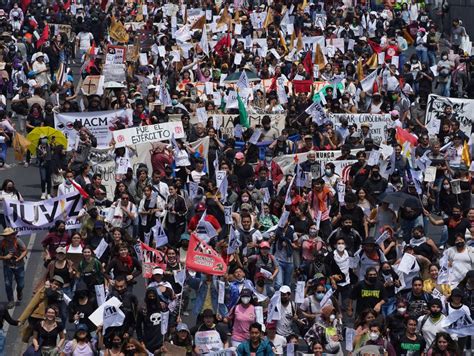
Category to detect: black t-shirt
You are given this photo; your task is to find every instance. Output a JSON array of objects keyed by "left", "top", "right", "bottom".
[
  {"left": 351, "top": 280, "right": 386, "bottom": 314},
  {"left": 339, "top": 205, "right": 366, "bottom": 238},
  {"left": 35, "top": 321, "right": 64, "bottom": 347},
  {"left": 443, "top": 217, "right": 471, "bottom": 246},
  {"left": 395, "top": 334, "right": 426, "bottom": 356},
  {"left": 290, "top": 217, "right": 311, "bottom": 235}
]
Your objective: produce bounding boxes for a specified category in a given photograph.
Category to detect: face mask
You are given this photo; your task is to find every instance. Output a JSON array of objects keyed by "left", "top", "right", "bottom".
[
  {"left": 247, "top": 184, "right": 254, "bottom": 190},
  {"left": 443, "top": 184, "right": 450, "bottom": 190},
  {"left": 442, "top": 56, "right": 448, "bottom": 60},
  {"left": 431, "top": 310, "right": 441, "bottom": 318},
  {"left": 171, "top": 99, "right": 178, "bottom": 105},
  {"left": 367, "top": 276, "right": 377, "bottom": 284},
  {"left": 66, "top": 179, "right": 72, "bottom": 185},
  {"left": 40, "top": 138, "right": 48, "bottom": 144},
  {"left": 309, "top": 229, "right": 318, "bottom": 236},
  {"left": 372, "top": 172, "right": 380, "bottom": 178},
  {"left": 455, "top": 241, "right": 465, "bottom": 249},
  {"left": 241, "top": 197, "right": 249, "bottom": 203},
  {"left": 382, "top": 269, "right": 391, "bottom": 275},
  {"left": 265, "top": 157, "right": 272, "bottom": 163},
  {"left": 452, "top": 213, "right": 461, "bottom": 219},
  {"left": 336, "top": 244, "right": 345, "bottom": 252},
  {"left": 369, "top": 332, "right": 379, "bottom": 341},
  {"left": 5, "top": 186, "right": 13, "bottom": 192},
  {"left": 397, "top": 307, "right": 407, "bottom": 314},
  {"left": 112, "top": 342, "right": 122, "bottom": 348},
  {"left": 256, "top": 279, "right": 265, "bottom": 287},
  {"left": 329, "top": 314, "right": 336, "bottom": 322},
  {"left": 342, "top": 225, "right": 351, "bottom": 232},
  {"left": 77, "top": 291, "right": 87, "bottom": 299},
  {"left": 241, "top": 297, "right": 251, "bottom": 304},
  {"left": 89, "top": 211, "right": 98, "bottom": 219},
  {"left": 325, "top": 169, "right": 333, "bottom": 176},
  {"left": 58, "top": 228, "right": 65, "bottom": 233},
  {"left": 315, "top": 292, "right": 325, "bottom": 301}
]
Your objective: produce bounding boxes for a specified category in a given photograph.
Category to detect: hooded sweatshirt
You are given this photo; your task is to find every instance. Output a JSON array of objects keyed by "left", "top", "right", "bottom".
[{"left": 136, "top": 287, "right": 164, "bottom": 353}]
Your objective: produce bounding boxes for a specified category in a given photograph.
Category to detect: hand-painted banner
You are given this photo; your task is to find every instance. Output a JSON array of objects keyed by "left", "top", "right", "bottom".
[
  {"left": 55, "top": 109, "right": 132, "bottom": 150},
  {"left": 113, "top": 122, "right": 185, "bottom": 147},
  {"left": 139, "top": 242, "right": 167, "bottom": 279},
  {"left": 331, "top": 113, "right": 390, "bottom": 145},
  {"left": 3, "top": 192, "right": 83, "bottom": 235},
  {"left": 425, "top": 94, "right": 474, "bottom": 135}
]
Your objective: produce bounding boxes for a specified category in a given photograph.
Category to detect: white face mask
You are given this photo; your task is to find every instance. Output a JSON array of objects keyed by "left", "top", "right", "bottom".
[
  {"left": 369, "top": 332, "right": 379, "bottom": 341},
  {"left": 398, "top": 307, "right": 407, "bottom": 314},
  {"left": 329, "top": 314, "right": 336, "bottom": 322},
  {"left": 241, "top": 297, "right": 251, "bottom": 304},
  {"left": 336, "top": 244, "right": 345, "bottom": 252}
]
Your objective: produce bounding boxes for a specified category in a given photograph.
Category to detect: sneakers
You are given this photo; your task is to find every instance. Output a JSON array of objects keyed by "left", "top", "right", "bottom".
[
  {"left": 7, "top": 301, "right": 14, "bottom": 309},
  {"left": 47, "top": 194, "right": 51, "bottom": 199},
  {"left": 40, "top": 192, "right": 46, "bottom": 199},
  {"left": 17, "top": 290, "right": 23, "bottom": 302},
  {"left": 23, "top": 162, "right": 29, "bottom": 168}
]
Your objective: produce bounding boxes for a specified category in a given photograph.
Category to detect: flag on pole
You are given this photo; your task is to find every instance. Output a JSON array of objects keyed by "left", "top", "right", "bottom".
[
  {"left": 199, "top": 25, "right": 209, "bottom": 56},
  {"left": 314, "top": 43, "right": 325, "bottom": 68},
  {"left": 462, "top": 140, "right": 471, "bottom": 167},
  {"left": 214, "top": 33, "right": 231, "bottom": 56},
  {"left": 159, "top": 83, "right": 172, "bottom": 106},
  {"left": 191, "top": 15, "right": 206, "bottom": 30},
  {"left": 36, "top": 23, "right": 50, "bottom": 48},
  {"left": 302, "top": 51, "right": 313, "bottom": 80},
  {"left": 186, "top": 234, "right": 227, "bottom": 276},
  {"left": 236, "top": 70, "right": 250, "bottom": 90},
  {"left": 70, "top": 180, "right": 90, "bottom": 199},
  {"left": 238, "top": 94, "right": 249, "bottom": 128}
]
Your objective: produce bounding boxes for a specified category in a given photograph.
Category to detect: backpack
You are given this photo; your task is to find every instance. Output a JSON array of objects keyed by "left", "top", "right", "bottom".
[{"left": 354, "top": 344, "right": 387, "bottom": 356}]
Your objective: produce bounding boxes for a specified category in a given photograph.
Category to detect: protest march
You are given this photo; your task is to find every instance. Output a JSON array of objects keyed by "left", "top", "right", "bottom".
[{"left": 0, "top": 0, "right": 474, "bottom": 355}]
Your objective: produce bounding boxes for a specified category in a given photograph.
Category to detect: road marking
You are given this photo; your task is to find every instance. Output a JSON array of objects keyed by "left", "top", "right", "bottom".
[{"left": 4, "top": 233, "right": 37, "bottom": 337}]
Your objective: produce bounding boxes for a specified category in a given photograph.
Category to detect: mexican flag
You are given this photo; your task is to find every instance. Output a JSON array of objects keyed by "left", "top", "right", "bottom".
[{"left": 237, "top": 94, "right": 249, "bottom": 128}]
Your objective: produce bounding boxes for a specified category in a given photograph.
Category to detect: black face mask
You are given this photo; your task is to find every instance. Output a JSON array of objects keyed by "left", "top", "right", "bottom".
[
  {"left": 455, "top": 242, "right": 465, "bottom": 249},
  {"left": 256, "top": 279, "right": 265, "bottom": 287},
  {"left": 431, "top": 311, "right": 441, "bottom": 318},
  {"left": 367, "top": 276, "right": 377, "bottom": 284},
  {"left": 372, "top": 172, "right": 380, "bottom": 178},
  {"left": 89, "top": 211, "right": 98, "bottom": 219},
  {"left": 452, "top": 213, "right": 461, "bottom": 219},
  {"left": 76, "top": 291, "right": 87, "bottom": 299},
  {"left": 382, "top": 269, "right": 391, "bottom": 275},
  {"left": 58, "top": 228, "right": 65, "bottom": 233},
  {"left": 342, "top": 225, "right": 352, "bottom": 232},
  {"left": 112, "top": 342, "right": 122, "bottom": 348}
]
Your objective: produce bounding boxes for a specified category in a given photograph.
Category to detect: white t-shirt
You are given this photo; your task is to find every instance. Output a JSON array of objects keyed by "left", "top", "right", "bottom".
[
  {"left": 76, "top": 32, "right": 94, "bottom": 51},
  {"left": 276, "top": 302, "right": 295, "bottom": 337},
  {"left": 266, "top": 334, "right": 287, "bottom": 355}
]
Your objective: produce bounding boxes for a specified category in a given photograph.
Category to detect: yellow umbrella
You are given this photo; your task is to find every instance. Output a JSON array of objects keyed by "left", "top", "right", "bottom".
[{"left": 26, "top": 127, "right": 68, "bottom": 154}]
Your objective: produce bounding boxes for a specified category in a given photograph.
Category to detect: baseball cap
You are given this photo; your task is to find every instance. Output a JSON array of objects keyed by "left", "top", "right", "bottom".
[
  {"left": 56, "top": 246, "right": 66, "bottom": 254},
  {"left": 240, "top": 288, "right": 253, "bottom": 298},
  {"left": 390, "top": 109, "right": 399, "bottom": 117},
  {"left": 279, "top": 285, "right": 291, "bottom": 294},
  {"left": 52, "top": 275, "right": 64, "bottom": 285},
  {"left": 76, "top": 324, "right": 89, "bottom": 332},
  {"left": 176, "top": 323, "right": 190, "bottom": 333},
  {"left": 152, "top": 267, "right": 164, "bottom": 275},
  {"left": 235, "top": 152, "right": 244, "bottom": 160},
  {"left": 196, "top": 202, "right": 206, "bottom": 212},
  {"left": 259, "top": 241, "right": 270, "bottom": 249}
]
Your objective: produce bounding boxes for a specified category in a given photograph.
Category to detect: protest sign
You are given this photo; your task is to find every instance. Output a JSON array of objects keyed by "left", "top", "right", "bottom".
[
  {"left": 103, "top": 304, "right": 126, "bottom": 332},
  {"left": 195, "top": 330, "right": 224, "bottom": 353},
  {"left": 3, "top": 192, "right": 83, "bottom": 236},
  {"left": 113, "top": 122, "right": 185, "bottom": 147},
  {"left": 55, "top": 109, "right": 132, "bottom": 150},
  {"left": 89, "top": 296, "right": 122, "bottom": 326},
  {"left": 186, "top": 234, "right": 227, "bottom": 276},
  {"left": 89, "top": 148, "right": 118, "bottom": 201},
  {"left": 331, "top": 113, "right": 390, "bottom": 144},
  {"left": 105, "top": 45, "right": 127, "bottom": 64},
  {"left": 139, "top": 242, "right": 167, "bottom": 278},
  {"left": 425, "top": 94, "right": 474, "bottom": 135}
]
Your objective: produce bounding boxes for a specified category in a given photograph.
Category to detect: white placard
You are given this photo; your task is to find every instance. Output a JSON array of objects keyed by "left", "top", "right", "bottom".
[
  {"left": 424, "top": 166, "right": 437, "bottom": 182},
  {"left": 161, "top": 311, "right": 169, "bottom": 335},
  {"left": 367, "top": 149, "right": 381, "bottom": 166},
  {"left": 295, "top": 281, "right": 305, "bottom": 304},
  {"left": 89, "top": 297, "right": 122, "bottom": 326},
  {"left": 95, "top": 284, "right": 106, "bottom": 306},
  {"left": 255, "top": 306, "right": 264, "bottom": 325},
  {"left": 93, "top": 238, "right": 108, "bottom": 259},
  {"left": 451, "top": 179, "right": 461, "bottom": 195},
  {"left": 218, "top": 280, "right": 225, "bottom": 304},
  {"left": 224, "top": 205, "right": 232, "bottom": 224},
  {"left": 113, "top": 122, "right": 185, "bottom": 147},
  {"left": 234, "top": 23, "right": 242, "bottom": 35},
  {"left": 196, "top": 107, "right": 208, "bottom": 123}
]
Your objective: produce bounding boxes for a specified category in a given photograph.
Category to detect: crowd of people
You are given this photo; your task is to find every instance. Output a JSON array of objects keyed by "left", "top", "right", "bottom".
[{"left": 0, "top": 0, "right": 473, "bottom": 355}]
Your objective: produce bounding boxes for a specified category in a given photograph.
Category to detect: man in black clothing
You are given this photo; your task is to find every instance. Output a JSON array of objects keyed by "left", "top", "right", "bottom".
[
  {"left": 406, "top": 277, "right": 433, "bottom": 319},
  {"left": 334, "top": 192, "right": 367, "bottom": 239},
  {"left": 349, "top": 267, "right": 386, "bottom": 316},
  {"left": 190, "top": 309, "right": 228, "bottom": 353},
  {"left": 327, "top": 215, "right": 362, "bottom": 255},
  {"left": 363, "top": 165, "right": 388, "bottom": 203},
  {"left": 233, "top": 152, "right": 254, "bottom": 190}
]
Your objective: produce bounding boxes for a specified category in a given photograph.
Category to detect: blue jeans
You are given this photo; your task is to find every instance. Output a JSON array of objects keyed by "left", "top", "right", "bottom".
[
  {"left": 39, "top": 164, "right": 52, "bottom": 194},
  {"left": 275, "top": 260, "right": 293, "bottom": 291},
  {"left": 439, "top": 76, "right": 452, "bottom": 97},
  {"left": 428, "top": 50, "right": 437, "bottom": 67},
  {"left": 0, "top": 329, "right": 4, "bottom": 355},
  {"left": 382, "top": 296, "right": 397, "bottom": 317},
  {"left": 416, "top": 49, "right": 428, "bottom": 65},
  {"left": 3, "top": 265, "right": 25, "bottom": 302}
]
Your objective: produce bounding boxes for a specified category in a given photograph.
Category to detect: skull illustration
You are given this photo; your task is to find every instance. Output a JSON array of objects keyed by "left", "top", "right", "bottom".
[{"left": 149, "top": 312, "right": 161, "bottom": 326}]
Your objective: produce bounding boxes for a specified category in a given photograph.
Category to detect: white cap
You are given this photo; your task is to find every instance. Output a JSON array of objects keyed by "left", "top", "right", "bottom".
[
  {"left": 152, "top": 267, "right": 164, "bottom": 275},
  {"left": 279, "top": 285, "right": 291, "bottom": 294}
]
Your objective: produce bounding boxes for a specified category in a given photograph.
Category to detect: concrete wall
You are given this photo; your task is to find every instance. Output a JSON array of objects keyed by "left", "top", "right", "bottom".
[{"left": 436, "top": 0, "right": 474, "bottom": 38}]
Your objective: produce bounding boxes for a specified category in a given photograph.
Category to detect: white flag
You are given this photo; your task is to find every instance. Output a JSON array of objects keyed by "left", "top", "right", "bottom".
[
  {"left": 199, "top": 26, "right": 209, "bottom": 56},
  {"left": 152, "top": 219, "right": 168, "bottom": 247},
  {"left": 227, "top": 226, "right": 242, "bottom": 254},
  {"left": 103, "top": 305, "right": 126, "bottom": 332},
  {"left": 236, "top": 70, "right": 250, "bottom": 90},
  {"left": 305, "top": 101, "right": 327, "bottom": 125},
  {"left": 267, "top": 291, "right": 282, "bottom": 321},
  {"left": 159, "top": 83, "right": 172, "bottom": 107}
]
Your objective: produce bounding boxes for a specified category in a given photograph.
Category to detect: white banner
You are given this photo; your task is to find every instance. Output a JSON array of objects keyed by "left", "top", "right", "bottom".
[
  {"left": 113, "top": 122, "right": 185, "bottom": 147},
  {"left": 55, "top": 110, "right": 132, "bottom": 150},
  {"left": 169, "top": 113, "right": 286, "bottom": 139},
  {"left": 425, "top": 94, "right": 474, "bottom": 135},
  {"left": 3, "top": 192, "right": 83, "bottom": 236},
  {"left": 331, "top": 113, "right": 390, "bottom": 145},
  {"left": 274, "top": 149, "right": 362, "bottom": 175},
  {"left": 89, "top": 148, "right": 117, "bottom": 201}
]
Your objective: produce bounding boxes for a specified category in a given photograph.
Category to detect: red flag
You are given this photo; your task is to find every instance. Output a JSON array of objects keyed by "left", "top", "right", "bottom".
[
  {"left": 63, "top": 0, "right": 71, "bottom": 11},
  {"left": 292, "top": 80, "right": 313, "bottom": 93},
  {"left": 186, "top": 234, "right": 227, "bottom": 276},
  {"left": 267, "top": 76, "right": 277, "bottom": 93},
  {"left": 214, "top": 33, "right": 231, "bottom": 56},
  {"left": 29, "top": 17, "right": 38, "bottom": 29},
  {"left": 36, "top": 24, "right": 50, "bottom": 49},
  {"left": 302, "top": 51, "right": 313, "bottom": 80},
  {"left": 139, "top": 242, "right": 167, "bottom": 278},
  {"left": 396, "top": 127, "right": 418, "bottom": 147},
  {"left": 367, "top": 39, "right": 382, "bottom": 54},
  {"left": 70, "top": 180, "right": 90, "bottom": 199},
  {"left": 100, "top": 0, "right": 110, "bottom": 11},
  {"left": 21, "top": 0, "right": 31, "bottom": 12},
  {"left": 85, "top": 42, "right": 96, "bottom": 73}
]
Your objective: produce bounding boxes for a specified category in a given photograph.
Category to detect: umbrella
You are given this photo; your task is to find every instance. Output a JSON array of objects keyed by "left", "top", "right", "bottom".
[
  {"left": 223, "top": 70, "right": 261, "bottom": 83},
  {"left": 26, "top": 127, "right": 68, "bottom": 154},
  {"left": 379, "top": 191, "right": 422, "bottom": 209}
]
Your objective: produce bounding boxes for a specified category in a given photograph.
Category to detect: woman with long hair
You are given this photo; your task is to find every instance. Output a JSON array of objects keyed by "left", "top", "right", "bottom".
[
  {"left": 30, "top": 306, "right": 65, "bottom": 355},
  {"left": 105, "top": 243, "right": 142, "bottom": 290},
  {"left": 225, "top": 289, "right": 257, "bottom": 348},
  {"left": 426, "top": 332, "right": 460, "bottom": 356}
]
